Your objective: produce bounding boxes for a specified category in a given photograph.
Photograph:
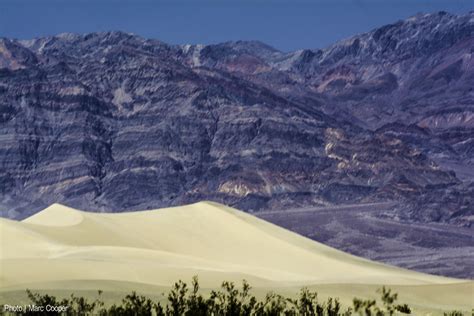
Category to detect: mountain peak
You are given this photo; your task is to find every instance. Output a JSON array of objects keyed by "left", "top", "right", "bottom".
[
  {"left": 278, "top": 11, "right": 473, "bottom": 71},
  {"left": 0, "top": 38, "right": 38, "bottom": 69},
  {"left": 223, "top": 40, "right": 281, "bottom": 53}
]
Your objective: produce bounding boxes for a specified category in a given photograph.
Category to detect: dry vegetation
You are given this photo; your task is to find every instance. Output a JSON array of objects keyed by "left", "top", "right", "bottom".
[{"left": 1, "top": 277, "right": 468, "bottom": 316}]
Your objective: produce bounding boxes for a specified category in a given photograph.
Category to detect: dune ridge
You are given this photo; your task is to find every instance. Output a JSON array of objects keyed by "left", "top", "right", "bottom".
[{"left": 0, "top": 202, "right": 472, "bottom": 313}]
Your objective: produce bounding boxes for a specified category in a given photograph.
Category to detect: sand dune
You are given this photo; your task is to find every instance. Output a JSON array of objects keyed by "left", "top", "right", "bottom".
[{"left": 0, "top": 202, "right": 472, "bottom": 313}]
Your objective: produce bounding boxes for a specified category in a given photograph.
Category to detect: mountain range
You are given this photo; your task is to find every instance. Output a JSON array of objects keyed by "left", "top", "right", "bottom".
[{"left": 0, "top": 11, "right": 473, "bottom": 230}]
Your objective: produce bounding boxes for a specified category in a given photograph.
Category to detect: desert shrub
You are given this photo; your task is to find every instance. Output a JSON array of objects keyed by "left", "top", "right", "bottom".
[
  {"left": 394, "top": 303, "right": 411, "bottom": 314},
  {"left": 99, "top": 292, "right": 158, "bottom": 316},
  {"left": 68, "top": 291, "right": 104, "bottom": 315},
  {"left": 353, "top": 286, "right": 413, "bottom": 316},
  {"left": 294, "top": 287, "right": 319, "bottom": 315},
  {"left": 378, "top": 286, "right": 397, "bottom": 316},
  {"left": 353, "top": 297, "right": 383, "bottom": 316},
  {"left": 324, "top": 297, "right": 345, "bottom": 316},
  {"left": 166, "top": 280, "right": 188, "bottom": 316},
  {"left": 207, "top": 280, "right": 257, "bottom": 316},
  {"left": 2, "top": 278, "right": 465, "bottom": 315},
  {"left": 253, "top": 292, "right": 295, "bottom": 316},
  {"left": 443, "top": 311, "right": 464, "bottom": 316},
  {"left": 182, "top": 276, "right": 209, "bottom": 316}
]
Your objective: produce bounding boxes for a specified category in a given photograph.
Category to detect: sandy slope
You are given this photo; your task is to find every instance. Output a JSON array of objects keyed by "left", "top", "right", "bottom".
[{"left": 0, "top": 202, "right": 472, "bottom": 313}]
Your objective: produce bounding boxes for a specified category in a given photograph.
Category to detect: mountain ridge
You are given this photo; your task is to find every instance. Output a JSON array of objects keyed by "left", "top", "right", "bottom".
[{"left": 0, "top": 11, "right": 473, "bottom": 229}]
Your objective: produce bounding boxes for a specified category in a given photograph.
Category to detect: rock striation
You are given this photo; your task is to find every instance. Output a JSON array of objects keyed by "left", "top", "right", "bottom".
[{"left": 0, "top": 12, "right": 473, "bottom": 227}]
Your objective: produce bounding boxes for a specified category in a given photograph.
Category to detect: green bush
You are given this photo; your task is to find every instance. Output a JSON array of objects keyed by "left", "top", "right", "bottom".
[
  {"left": 0, "top": 277, "right": 466, "bottom": 315},
  {"left": 101, "top": 292, "right": 158, "bottom": 316}
]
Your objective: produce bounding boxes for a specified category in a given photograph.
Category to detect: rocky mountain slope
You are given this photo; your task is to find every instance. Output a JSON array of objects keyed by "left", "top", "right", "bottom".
[{"left": 0, "top": 12, "right": 473, "bottom": 227}]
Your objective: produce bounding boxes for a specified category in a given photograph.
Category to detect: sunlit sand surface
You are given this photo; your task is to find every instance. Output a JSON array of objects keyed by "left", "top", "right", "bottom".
[{"left": 0, "top": 202, "right": 472, "bottom": 314}]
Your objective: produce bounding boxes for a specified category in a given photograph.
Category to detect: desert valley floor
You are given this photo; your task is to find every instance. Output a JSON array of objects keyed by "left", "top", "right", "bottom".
[{"left": 257, "top": 202, "right": 474, "bottom": 279}]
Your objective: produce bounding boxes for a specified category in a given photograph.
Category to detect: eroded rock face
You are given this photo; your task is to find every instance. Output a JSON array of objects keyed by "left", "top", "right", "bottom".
[{"left": 0, "top": 12, "right": 473, "bottom": 227}]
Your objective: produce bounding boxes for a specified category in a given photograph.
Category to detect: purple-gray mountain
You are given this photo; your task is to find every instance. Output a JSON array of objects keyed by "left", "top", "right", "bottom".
[{"left": 1, "top": 12, "right": 473, "bottom": 229}]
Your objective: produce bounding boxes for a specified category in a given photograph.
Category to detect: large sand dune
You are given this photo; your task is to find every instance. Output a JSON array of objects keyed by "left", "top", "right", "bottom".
[{"left": 0, "top": 202, "right": 472, "bottom": 313}]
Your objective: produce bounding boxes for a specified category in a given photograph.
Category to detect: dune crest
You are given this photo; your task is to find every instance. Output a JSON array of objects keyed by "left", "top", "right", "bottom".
[{"left": 22, "top": 203, "right": 85, "bottom": 226}]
